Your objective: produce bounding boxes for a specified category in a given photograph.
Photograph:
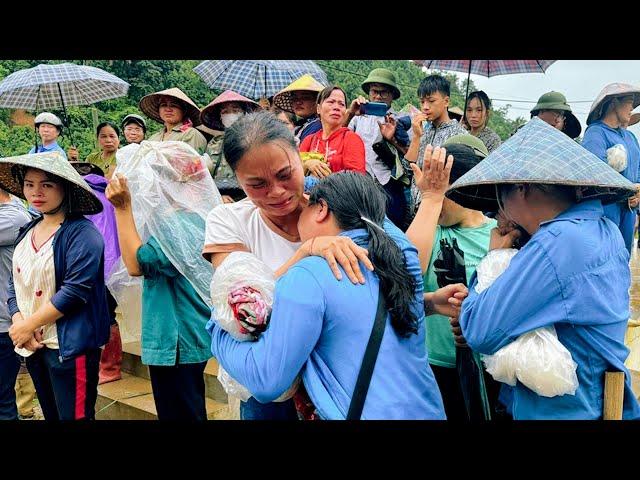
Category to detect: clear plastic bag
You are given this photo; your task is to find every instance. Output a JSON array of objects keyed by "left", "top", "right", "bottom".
[
  {"left": 606, "top": 143, "right": 627, "bottom": 173},
  {"left": 477, "top": 248, "right": 579, "bottom": 397},
  {"left": 210, "top": 252, "right": 276, "bottom": 342},
  {"left": 514, "top": 326, "right": 578, "bottom": 397},
  {"left": 482, "top": 342, "right": 518, "bottom": 386},
  {"left": 106, "top": 258, "right": 143, "bottom": 344},
  {"left": 475, "top": 248, "right": 519, "bottom": 294},
  {"left": 110, "top": 141, "right": 222, "bottom": 306},
  {"left": 211, "top": 251, "right": 299, "bottom": 402}
]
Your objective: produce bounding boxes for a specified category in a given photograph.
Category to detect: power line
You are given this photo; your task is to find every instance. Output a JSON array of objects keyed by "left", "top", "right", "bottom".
[{"left": 317, "top": 62, "right": 596, "bottom": 105}]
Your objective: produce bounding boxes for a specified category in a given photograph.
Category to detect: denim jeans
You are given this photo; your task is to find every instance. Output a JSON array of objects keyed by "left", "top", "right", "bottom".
[
  {"left": 240, "top": 397, "right": 298, "bottom": 420},
  {"left": 0, "top": 332, "right": 21, "bottom": 420}
]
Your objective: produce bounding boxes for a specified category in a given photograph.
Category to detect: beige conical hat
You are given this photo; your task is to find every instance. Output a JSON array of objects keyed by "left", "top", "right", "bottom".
[
  {"left": 587, "top": 83, "right": 640, "bottom": 125},
  {"left": 272, "top": 75, "right": 326, "bottom": 113},
  {"left": 0, "top": 151, "right": 103, "bottom": 215},
  {"left": 139, "top": 87, "right": 202, "bottom": 126},
  {"left": 447, "top": 117, "right": 636, "bottom": 212}
]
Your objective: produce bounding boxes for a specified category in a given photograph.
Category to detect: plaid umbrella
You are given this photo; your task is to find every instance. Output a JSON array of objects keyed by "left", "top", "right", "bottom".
[
  {"left": 193, "top": 60, "right": 328, "bottom": 100},
  {"left": 0, "top": 62, "right": 129, "bottom": 110},
  {"left": 412, "top": 60, "right": 556, "bottom": 119},
  {"left": 0, "top": 62, "right": 129, "bottom": 148}
]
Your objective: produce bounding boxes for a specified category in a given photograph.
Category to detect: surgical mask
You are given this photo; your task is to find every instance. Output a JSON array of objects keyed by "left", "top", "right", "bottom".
[{"left": 221, "top": 112, "right": 244, "bottom": 128}]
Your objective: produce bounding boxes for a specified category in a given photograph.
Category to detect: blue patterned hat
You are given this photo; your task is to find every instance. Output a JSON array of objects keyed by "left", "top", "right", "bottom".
[{"left": 446, "top": 116, "right": 636, "bottom": 211}]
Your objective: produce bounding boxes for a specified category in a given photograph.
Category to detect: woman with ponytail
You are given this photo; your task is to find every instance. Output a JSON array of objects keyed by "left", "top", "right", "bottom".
[{"left": 209, "top": 170, "right": 446, "bottom": 419}]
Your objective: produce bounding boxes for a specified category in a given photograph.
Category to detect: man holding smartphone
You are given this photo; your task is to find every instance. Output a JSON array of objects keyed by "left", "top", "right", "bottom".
[{"left": 344, "top": 68, "right": 411, "bottom": 229}]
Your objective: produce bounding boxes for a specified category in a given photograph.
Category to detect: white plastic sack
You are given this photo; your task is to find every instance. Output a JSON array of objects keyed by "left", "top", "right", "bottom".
[
  {"left": 474, "top": 248, "right": 519, "bottom": 294},
  {"left": 607, "top": 144, "right": 627, "bottom": 173},
  {"left": 211, "top": 251, "right": 299, "bottom": 402},
  {"left": 513, "top": 326, "right": 578, "bottom": 397},
  {"left": 477, "top": 248, "right": 579, "bottom": 397}
]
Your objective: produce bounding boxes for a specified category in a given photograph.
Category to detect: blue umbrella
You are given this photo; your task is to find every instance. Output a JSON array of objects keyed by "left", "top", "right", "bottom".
[{"left": 193, "top": 60, "right": 328, "bottom": 100}]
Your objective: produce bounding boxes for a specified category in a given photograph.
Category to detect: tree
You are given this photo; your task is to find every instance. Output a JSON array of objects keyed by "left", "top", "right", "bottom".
[{"left": 0, "top": 59, "right": 525, "bottom": 158}]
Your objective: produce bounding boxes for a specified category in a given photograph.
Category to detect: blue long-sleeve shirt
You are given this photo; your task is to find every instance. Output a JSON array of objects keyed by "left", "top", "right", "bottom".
[
  {"left": 208, "top": 221, "right": 446, "bottom": 420},
  {"left": 459, "top": 199, "right": 640, "bottom": 419},
  {"left": 582, "top": 121, "right": 640, "bottom": 253}
]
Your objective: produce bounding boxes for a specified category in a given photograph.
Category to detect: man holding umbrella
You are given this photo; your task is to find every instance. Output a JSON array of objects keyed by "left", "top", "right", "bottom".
[{"left": 28, "top": 112, "right": 67, "bottom": 158}]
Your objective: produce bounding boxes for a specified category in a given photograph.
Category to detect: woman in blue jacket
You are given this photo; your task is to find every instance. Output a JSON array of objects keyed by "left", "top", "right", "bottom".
[
  {"left": 209, "top": 171, "right": 446, "bottom": 419},
  {"left": 582, "top": 83, "right": 640, "bottom": 253},
  {"left": 448, "top": 117, "right": 640, "bottom": 419},
  {"left": 3, "top": 151, "right": 110, "bottom": 421}
]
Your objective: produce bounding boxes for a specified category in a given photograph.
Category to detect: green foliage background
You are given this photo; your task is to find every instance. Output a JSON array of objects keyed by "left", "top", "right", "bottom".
[{"left": 0, "top": 60, "right": 525, "bottom": 158}]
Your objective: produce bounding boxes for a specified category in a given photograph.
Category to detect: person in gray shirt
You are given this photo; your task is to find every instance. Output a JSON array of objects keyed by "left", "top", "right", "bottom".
[{"left": 0, "top": 189, "right": 33, "bottom": 419}]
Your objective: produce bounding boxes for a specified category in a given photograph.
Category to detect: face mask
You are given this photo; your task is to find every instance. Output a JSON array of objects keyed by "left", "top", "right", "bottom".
[{"left": 221, "top": 112, "right": 244, "bottom": 128}]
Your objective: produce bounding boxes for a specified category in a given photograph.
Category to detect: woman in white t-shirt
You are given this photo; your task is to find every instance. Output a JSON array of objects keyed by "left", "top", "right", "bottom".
[{"left": 203, "top": 111, "right": 373, "bottom": 420}]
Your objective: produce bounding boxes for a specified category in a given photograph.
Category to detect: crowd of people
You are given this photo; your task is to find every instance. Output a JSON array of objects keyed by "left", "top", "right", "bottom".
[{"left": 0, "top": 65, "right": 639, "bottom": 421}]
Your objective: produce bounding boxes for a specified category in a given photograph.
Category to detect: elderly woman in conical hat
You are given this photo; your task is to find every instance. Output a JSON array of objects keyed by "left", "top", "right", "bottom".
[
  {"left": 139, "top": 87, "right": 208, "bottom": 154},
  {"left": 448, "top": 117, "right": 640, "bottom": 420},
  {"left": 1, "top": 151, "right": 111, "bottom": 420},
  {"left": 581, "top": 83, "right": 640, "bottom": 253}
]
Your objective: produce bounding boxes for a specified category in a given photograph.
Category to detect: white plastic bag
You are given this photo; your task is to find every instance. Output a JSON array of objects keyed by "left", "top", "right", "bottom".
[
  {"left": 106, "top": 258, "right": 143, "bottom": 344},
  {"left": 606, "top": 144, "right": 627, "bottom": 173},
  {"left": 211, "top": 251, "right": 299, "bottom": 402},
  {"left": 477, "top": 248, "right": 579, "bottom": 397},
  {"left": 474, "top": 248, "right": 519, "bottom": 294},
  {"left": 210, "top": 252, "right": 275, "bottom": 342},
  {"left": 482, "top": 342, "right": 518, "bottom": 386},
  {"left": 514, "top": 327, "right": 578, "bottom": 397}
]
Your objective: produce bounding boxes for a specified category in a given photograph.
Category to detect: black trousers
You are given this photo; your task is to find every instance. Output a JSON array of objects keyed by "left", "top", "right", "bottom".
[
  {"left": 0, "top": 332, "right": 21, "bottom": 420},
  {"left": 382, "top": 178, "right": 410, "bottom": 231},
  {"left": 431, "top": 364, "right": 468, "bottom": 421},
  {"left": 432, "top": 363, "right": 511, "bottom": 421},
  {"left": 148, "top": 361, "right": 207, "bottom": 420},
  {"left": 26, "top": 347, "right": 101, "bottom": 420}
]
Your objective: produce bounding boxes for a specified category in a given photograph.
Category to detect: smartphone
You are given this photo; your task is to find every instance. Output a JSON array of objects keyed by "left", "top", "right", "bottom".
[{"left": 361, "top": 102, "right": 389, "bottom": 117}]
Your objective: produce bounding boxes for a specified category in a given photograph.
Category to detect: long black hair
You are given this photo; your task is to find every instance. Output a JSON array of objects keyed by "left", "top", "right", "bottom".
[{"left": 308, "top": 171, "right": 418, "bottom": 337}]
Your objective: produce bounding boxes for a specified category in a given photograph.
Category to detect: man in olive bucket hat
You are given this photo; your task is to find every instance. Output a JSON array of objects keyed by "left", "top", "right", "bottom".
[
  {"left": 530, "top": 91, "right": 582, "bottom": 140},
  {"left": 343, "top": 68, "right": 413, "bottom": 230},
  {"left": 404, "top": 133, "right": 509, "bottom": 421},
  {"left": 582, "top": 82, "right": 640, "bottom": 253}
]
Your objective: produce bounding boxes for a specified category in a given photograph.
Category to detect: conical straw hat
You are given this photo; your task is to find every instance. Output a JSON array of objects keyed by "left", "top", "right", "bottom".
[{"left": 446, "top": 117, "right": 636, "bottom": 212}]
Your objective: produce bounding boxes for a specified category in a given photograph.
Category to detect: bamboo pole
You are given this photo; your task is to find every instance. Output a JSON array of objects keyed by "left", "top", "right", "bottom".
[{"left": 603, "top": 371, "right": 625, "bottom": 420}]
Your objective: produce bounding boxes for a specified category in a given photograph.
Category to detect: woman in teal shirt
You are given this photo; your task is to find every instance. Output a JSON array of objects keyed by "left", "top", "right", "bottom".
[{"left": 106, "top": 144, "right": 218, "bottom": 420}]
